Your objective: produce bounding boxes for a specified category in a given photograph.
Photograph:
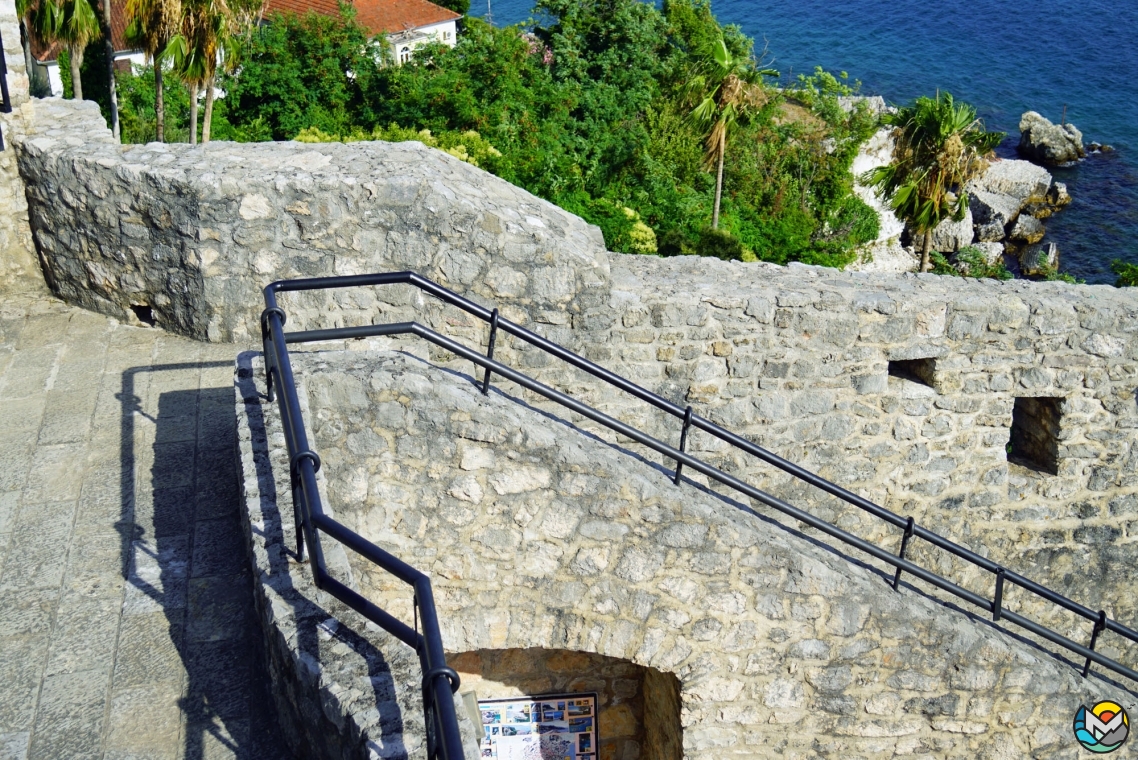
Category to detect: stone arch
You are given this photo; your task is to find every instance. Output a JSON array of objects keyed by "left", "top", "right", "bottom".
[{"left": 449, "top": 647, "right": 682, "bottom": 760}]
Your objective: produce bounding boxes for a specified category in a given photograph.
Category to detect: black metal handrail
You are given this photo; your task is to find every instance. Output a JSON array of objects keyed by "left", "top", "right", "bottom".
[
  {"left": 260, "top": 297, "right": 464, "bottom": 759},
  {"left": 263, "top": 272, "right": 1138, "bottom": 721}
]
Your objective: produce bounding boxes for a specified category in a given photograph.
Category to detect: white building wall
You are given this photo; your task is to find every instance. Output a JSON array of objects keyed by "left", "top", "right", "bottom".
[{"left": 390, "top": 19, "right": 457, "bottom": 64}]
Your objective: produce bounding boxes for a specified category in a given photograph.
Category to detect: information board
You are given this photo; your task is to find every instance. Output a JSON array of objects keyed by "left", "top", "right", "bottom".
[{"left": 477, "top": 692, "right": 597, "bottom": 759}]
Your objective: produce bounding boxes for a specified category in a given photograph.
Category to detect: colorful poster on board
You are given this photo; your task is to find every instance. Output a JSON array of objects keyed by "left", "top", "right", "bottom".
[{"left": 477, "top": 693, "right": 597, "bottom": 760}]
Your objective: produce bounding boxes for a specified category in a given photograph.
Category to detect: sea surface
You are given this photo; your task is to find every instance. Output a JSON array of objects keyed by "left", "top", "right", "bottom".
[{"left": 473, "top": 0, "right": 1138, "bottom": 284}]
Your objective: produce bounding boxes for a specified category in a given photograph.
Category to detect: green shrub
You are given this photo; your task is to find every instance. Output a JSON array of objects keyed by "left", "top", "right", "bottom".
[
  {"left": 1111, "top": 259, "right": 1138, "bottom": 287},
  {"left": 295, "top": 124, "right": 507, "bottom": 173},
  {"left": 1040, "top": 265, "right": 1080, "bottom": 284},
  {"left": 929, "top": 247, "right": 1012, "bottom": 280},
  {"left": 694, "top": 228, "right": 745, "bottom": 261}
]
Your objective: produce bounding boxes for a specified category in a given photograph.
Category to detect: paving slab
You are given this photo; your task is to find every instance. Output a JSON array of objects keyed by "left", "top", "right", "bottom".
[{"left": 0, "top": 293, "right": 292, "bottom": 760}]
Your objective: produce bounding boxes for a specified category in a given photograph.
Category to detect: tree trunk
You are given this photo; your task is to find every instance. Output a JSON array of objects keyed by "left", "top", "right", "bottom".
[
  {"left": 712, "top": 130, "right": 725, "bottom": 230},
  {"left": 202, "top": 75, "right": 215, "bottom": 143},
  {"left": 100, "top": 0, "right": 120, "bottom": 140},
  {"left": 155, "top": 58, "right": 165, "bottom": 142},
  {"left": 921, "top": 229, "right": 932, "bottom": 272},
  {"left": 70, "top": 46, "right": 84, "bottom": 100},
  {"left": 188, "top": 82, "right": 199, "bottom": 144}
]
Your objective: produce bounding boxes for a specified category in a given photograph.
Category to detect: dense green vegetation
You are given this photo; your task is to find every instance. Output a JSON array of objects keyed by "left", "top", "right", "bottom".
[
  {"left": 929, "top": 246, "right": 1012, "bottom": 280},
  {"left": 107, "top": 0, "right": 882, "bottom": 266},
  {"left": 1112, "top": 259, "right": 1138, "bottom": 287}
]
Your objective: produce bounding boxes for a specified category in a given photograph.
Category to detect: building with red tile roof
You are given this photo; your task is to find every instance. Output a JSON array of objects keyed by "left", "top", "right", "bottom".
[
  {"left": 261, "top": 0, "right": 461, "bottom": 63},
  {"left": 24, "top": 0, "right": 459, "bottom": 97}
]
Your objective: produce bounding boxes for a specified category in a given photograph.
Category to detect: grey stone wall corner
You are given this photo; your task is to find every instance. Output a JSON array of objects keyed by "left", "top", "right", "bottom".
[{"left": 1, "top": 0, "right": 30, "bottom": 107}]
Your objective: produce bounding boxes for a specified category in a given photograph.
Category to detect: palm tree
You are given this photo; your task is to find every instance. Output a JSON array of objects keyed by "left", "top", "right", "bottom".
[
  {"left": 125, "top": 0, "right": 181, "bottom": 141},
  {"left": 862, "top": 92, "right": 1003, "bottom": 272},
  {"left": 24, "top": 0, "right": 102, "bottom": 100},
  {"left": 163, "top": 0, "right": 229, "bottom": 144},
  {"left": 685, "top": 37, "right": 775, "bottom": 230}
]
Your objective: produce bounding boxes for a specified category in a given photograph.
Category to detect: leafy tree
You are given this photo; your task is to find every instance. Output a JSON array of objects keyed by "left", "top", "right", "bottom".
[
  {"left": 117, "top": 62, "right": 191, "bottom": 142},
  {"left": 164, "top": 0, "right": 231, "bottom": 143},
  {"left": 220, "top": 8, "right": 381, "bottom": 140},
  {"left": 1111, "top": 259, "right": 1138, "bottom": 287},
  {"left": 432, "top": 0, "right": 468, "bottom": 13},
  {"left": 117, "top": 0, "right": 885, "bottom": 268},
  {"left": 862, "top": 91, "right": 1003, "bottom": 271},
  {"left": 684, "top": 36, "right": 775, "bottom": 229},
  {"left": 97, "top": 0, "right": 121, "bottom": 137}
]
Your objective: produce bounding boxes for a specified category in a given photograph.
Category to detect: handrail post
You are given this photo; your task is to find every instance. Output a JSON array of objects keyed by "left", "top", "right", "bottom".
[
  {"left": 481, "top": 308, "right": 499, "bottom": 395},
  {"left": 673, "top": 406, "right": 693, "bottom": 485},
  {"left": 992, "top": 567, "right": 1005, "bottom": 621},
  {"left": 289, "top": 450, "right": 320, "bottom": 562},
  {"left": 1083, "top": 610, "right": 1108, "bottom": 678},
  {"left": 891, "top": 516, "right": 916, "bottom": 590},
  {"left": 260, "top": 306, "right": 287, "bottom": 402}
]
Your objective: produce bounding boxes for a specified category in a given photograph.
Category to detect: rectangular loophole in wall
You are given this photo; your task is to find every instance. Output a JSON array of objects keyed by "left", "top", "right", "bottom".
[
  {"left": 888, "top": 357, "right": 936, "bottom": 388},
  {"left": 1009, "top": 397, "right": 1062, "bottom": 475}
]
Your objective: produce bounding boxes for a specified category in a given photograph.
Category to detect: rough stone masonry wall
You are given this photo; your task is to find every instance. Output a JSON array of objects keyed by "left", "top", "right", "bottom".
[
  {"left": 481, "top": 254, "right": 1138, "bottom": 666},
  {"left": 0, "top": 7, "right": 40, "bottom": 293},
  {"left": 299, "top": 348, "right": 1136, "bottom": 760},
  {"left": 11, "top": 99, "right": 609, "bottom": 341},
  {"left": 234, "top": 353, "right": 483, "bottom": 760}
]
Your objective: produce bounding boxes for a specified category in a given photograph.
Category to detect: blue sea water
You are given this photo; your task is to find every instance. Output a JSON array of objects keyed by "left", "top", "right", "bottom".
[{"left": 473, "top": 0, "right": 1138, "bottom": 283}]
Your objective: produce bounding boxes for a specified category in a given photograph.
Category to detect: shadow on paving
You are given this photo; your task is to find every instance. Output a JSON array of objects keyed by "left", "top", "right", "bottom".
[{"left": 117, "top": 362, "right": 294, "bottom": 760}]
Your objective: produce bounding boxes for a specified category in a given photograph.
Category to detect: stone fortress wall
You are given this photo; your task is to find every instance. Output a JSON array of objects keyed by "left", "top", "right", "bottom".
[
  {"left": 0, "top": 13, "right": 40, "bottom": 293},
  {"left": 3, "top": 92, "right": 1138, "bottom": 756},
  {"left": 299, "top": 349, "right": 1134, "bottom": 758}
]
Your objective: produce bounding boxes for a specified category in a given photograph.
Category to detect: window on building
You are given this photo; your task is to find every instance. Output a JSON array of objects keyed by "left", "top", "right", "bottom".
[{"left": 400, "top": 47, "right": 412, "bottom": 63}]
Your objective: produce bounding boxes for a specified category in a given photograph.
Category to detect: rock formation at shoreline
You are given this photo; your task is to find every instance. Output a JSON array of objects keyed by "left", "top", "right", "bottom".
[
  {"left": 1018, "top": 111, "right": 1086, "bottom": 165},
  {"left": 850, "top": 127, "right": 1071, "bottom": 276}
]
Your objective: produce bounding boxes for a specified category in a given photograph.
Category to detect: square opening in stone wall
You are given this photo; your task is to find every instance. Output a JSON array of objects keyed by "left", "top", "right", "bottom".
[
  {"left": 888, "top": 357, "right": 936, "bottom": 388},
  {"left": 130, "top": 304, "right": 155, "bottom": 326},
  {"left": 1008, "top": 396, "right": 1062, "bottom": 475}
]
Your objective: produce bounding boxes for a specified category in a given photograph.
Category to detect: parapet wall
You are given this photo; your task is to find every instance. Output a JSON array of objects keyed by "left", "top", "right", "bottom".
[
  {"left": 301, "top": 348, "right": 1135, "bottom": 758},
  {"left": 12, "top": 99, "right": 609, "bottom": 341},
  {"left": 537, "top": 256, "right": 1138, "bottom": 657}
]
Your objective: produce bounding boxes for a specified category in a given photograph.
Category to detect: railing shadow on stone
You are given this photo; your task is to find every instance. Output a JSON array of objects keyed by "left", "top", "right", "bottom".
[
  {"left": 234, "top": 359, "right": 423, "bottom": 758},
  {"left": 393, "top": 352, "right": 1138, "bottom": 699},
  {"left": 116, "top": 362, "right": 295, "bottom": 759},
  {"left": 261, "top": 271, "right": 1138, "bottom": 695}
]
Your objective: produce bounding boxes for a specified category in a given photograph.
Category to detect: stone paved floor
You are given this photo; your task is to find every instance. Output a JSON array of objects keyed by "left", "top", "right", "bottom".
[{"left": 0, "top": 293, "right": 292, "bottom": 760}]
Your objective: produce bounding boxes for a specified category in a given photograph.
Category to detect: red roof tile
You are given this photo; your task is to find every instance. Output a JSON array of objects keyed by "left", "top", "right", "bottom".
[
  {"left": 261, "top": 0, "right": 342, "bottom": 23},
  {"left": 352, "top": 0, "right": 460, "bottom": 36}
]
